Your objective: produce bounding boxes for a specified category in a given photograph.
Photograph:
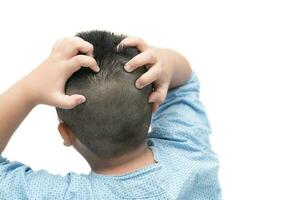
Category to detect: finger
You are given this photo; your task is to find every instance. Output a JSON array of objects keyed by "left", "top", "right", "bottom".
[
  {"left": 148, "top": 84, "right": 169, "bottom": 104},
  {"left": 151, "top": 103, "right": 159, "bottom": 113},
  {"left": 118, "top": 36, "right": 147, "bottom": 52},
  {"left": 124, "top": 51, "right": 157, "bottom": 72},
  {"left": 68, "top": 55, "right": 99, "bottom": 74},
  {"left": 135, "top": 64, "right": 162, "bottom": 89},
  {"left": 53, "top": 38, "right": 70, "bottom": 50},
  {"left": 56, "top": 94, "right": 86, "bottom": 109},
  {"left": 63, "top": 37, "right": 94, "bottom": 57}
]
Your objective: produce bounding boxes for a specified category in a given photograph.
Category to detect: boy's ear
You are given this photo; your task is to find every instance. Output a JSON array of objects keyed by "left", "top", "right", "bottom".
[{"left": 57, "top": 122, "right": 75, "bottom": 147}]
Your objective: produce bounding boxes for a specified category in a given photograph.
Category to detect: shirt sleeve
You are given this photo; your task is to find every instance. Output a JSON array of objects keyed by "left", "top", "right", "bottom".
[
  {"left": 0, "top": 155, "right": 69, "bottom": 199},
  {"left": 148, "top": 71, "right": 213, "bottom": 152}
]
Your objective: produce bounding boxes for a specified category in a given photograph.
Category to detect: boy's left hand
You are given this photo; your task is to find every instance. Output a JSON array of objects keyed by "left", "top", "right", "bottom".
[
  {"left": 23, "top": 37, "right": 99, "bottom": 109},
  {"left": 118, "top": 37, "right": 174, "bottom": 112}
]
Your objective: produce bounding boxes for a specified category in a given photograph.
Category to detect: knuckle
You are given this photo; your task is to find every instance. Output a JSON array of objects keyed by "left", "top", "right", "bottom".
[
  {"left": 68, "top": 41, "right": 78, "bottom": 49},
  {"left": 155, "top": 95, "right": 163, "bottom": 103},
  {"left": 87, "top": 57, "right": 96, "bottom": 66},
  {"left": 89, "top": 58, "right": 96, "bottom": 66},
  {"left": 135, "top": 37, "right": 146, "bottom": 45},
  {"left": 146, "top": 50, "right": 157, "bottom": 62},
  {"left": 89, "top": 56, "right": 95, "bottom": 62},
  {"left": 134, "top": 36, "right": 143, "bottom": 42},
  {"left": 145, "top": 50, "right": 154, "bottom": 60},
  {"left": 67, "top": 38, "right": 81, "bottom": 48},
  {"left": 56, "top": 38, "right": 66, "bottom": 43},
  {"left": 59, "top": 37, "right": 70, "bottom": 45},
  {"left": 73, "top": 36, "right": 83, "bottom": 41},
  {"left": 80, "top": 39, "right": 93, "bottom": 49},
  {"left": 158, "top": 94, "right": 166, "bottom": 103},
  {"left": 74, "top": 56, "right": 84, "bottom": 65},
  {"left": 156, "top": 66, "right": 162, "bottom": 76},
  {"left": 154, "top": 73, "right": 160, "bottom": 80},
  {"left": 88, "top": 43, "right": 94, "bottom": 50}
]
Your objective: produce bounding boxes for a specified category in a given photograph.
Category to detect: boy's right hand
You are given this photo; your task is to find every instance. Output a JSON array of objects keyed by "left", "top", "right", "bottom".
[
  {"left": 23, "top": 37, "right": 99, "bottom": 109},
  {"left": 118, "top": 37, "right": 174, "bottom": 112}
]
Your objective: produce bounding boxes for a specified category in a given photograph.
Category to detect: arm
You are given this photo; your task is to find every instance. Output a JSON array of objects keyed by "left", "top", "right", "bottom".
[
  {"left": 118, "top": 37, "right": 192, "bottom": 112},
  {"left": 0, "top": 37, "right": 99, "bottom": 155},
  {"left": 149, "top": 72, "right": 212, "bottom": 149},
  {"left": 0, "top": 79, "right": 35, "bottom": 153},
  {"left": 120, "top": 37, "right": 211, "bottom": 152},
  {"left": 154, "top": 47, "right": 192, "bottom": 89}
]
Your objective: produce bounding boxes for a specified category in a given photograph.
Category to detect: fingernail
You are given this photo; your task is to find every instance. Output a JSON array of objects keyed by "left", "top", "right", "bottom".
[
  {"left": 77, "top": 97, "right": 86, "bottom": 104},
  {"left": 116, "top": 44, "right": 121, "bottom": 51},
  {"left": 136, "top": 80, "right": 143, "bottom": 89},
  {"left": 95, "top": 65, "right": 100, "bottom": 72},
  {"left": 117, "top": 43, "right": 124, "bottom": 52},
  {"left": 124, "top": 64, "right": 131, "bottom": 72}
]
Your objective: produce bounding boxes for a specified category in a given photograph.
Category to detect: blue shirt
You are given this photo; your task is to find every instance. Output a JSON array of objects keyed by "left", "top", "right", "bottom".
[{"left": 0, "top": 71, "right": 221, "bottom": 199}]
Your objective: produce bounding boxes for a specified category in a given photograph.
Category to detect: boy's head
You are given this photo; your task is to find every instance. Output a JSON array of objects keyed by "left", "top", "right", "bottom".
[{"left": 56, "top": 30, "right": 153, "bottom": 160}]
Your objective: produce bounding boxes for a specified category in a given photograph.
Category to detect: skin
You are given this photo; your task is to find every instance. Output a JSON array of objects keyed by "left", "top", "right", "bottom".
[{"left": 0, "top": 36, "right": 191, "bottom": 175}]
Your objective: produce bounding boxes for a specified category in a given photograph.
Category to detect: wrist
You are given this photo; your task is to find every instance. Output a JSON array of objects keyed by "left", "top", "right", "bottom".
[
  {"left": 161, "top": 48, "right": 191, "bottom": 89},
  {"left": 17, "top": 76, "right": 38, "bottom": 108}
]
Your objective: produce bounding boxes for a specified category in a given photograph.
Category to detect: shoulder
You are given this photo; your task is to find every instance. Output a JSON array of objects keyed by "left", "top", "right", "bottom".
[
  {"left": 0, "top": 155, "right": 93, "bottom": 199},
  {"left": 147, "top": 137, "right": 219, "bottom": 167}
]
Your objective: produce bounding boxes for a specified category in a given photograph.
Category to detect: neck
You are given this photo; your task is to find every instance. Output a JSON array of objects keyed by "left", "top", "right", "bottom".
[{"left": 88, "top": 144, "right": 156, "bottom": 175}]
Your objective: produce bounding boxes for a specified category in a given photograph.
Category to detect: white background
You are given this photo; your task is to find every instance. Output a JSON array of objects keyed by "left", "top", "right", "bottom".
[{"left": 0, "top": 0, "right": 291, "bottom": 199}]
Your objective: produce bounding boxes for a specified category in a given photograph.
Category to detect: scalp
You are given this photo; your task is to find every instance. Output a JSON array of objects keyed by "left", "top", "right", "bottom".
[{"left": 56, "top": 30, "right": 153, "bottom": 159}]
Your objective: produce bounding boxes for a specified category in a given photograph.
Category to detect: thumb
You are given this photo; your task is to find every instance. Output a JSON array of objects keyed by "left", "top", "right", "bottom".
[{"left": 55, "top": 94, "right": 86, "bottom": 109}]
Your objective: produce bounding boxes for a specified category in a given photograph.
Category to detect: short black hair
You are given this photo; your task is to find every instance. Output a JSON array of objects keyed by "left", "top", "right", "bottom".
[{"left": 56, "top": 30, "right": 153, "bottom": 159}]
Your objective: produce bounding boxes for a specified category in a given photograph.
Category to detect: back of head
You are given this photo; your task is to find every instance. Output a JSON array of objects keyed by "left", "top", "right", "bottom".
[{"left": 56, "top": 30, "right": 153, "bottom": 160}]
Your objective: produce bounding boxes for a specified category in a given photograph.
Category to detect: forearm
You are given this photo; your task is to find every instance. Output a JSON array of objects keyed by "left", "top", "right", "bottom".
[
  {"left": 0, "top": 37, "right": 97, "bottom": 155},
  {"left": 0, "top": 78, "right": 34, "bottom": 154},
  {"left": 156, "top": 48, "right": 192, "bottom": 89}
]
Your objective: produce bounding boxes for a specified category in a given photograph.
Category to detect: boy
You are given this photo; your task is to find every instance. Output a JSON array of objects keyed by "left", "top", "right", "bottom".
[{"left": 0, "top": 30, "right": 221, "bottom": 199}]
